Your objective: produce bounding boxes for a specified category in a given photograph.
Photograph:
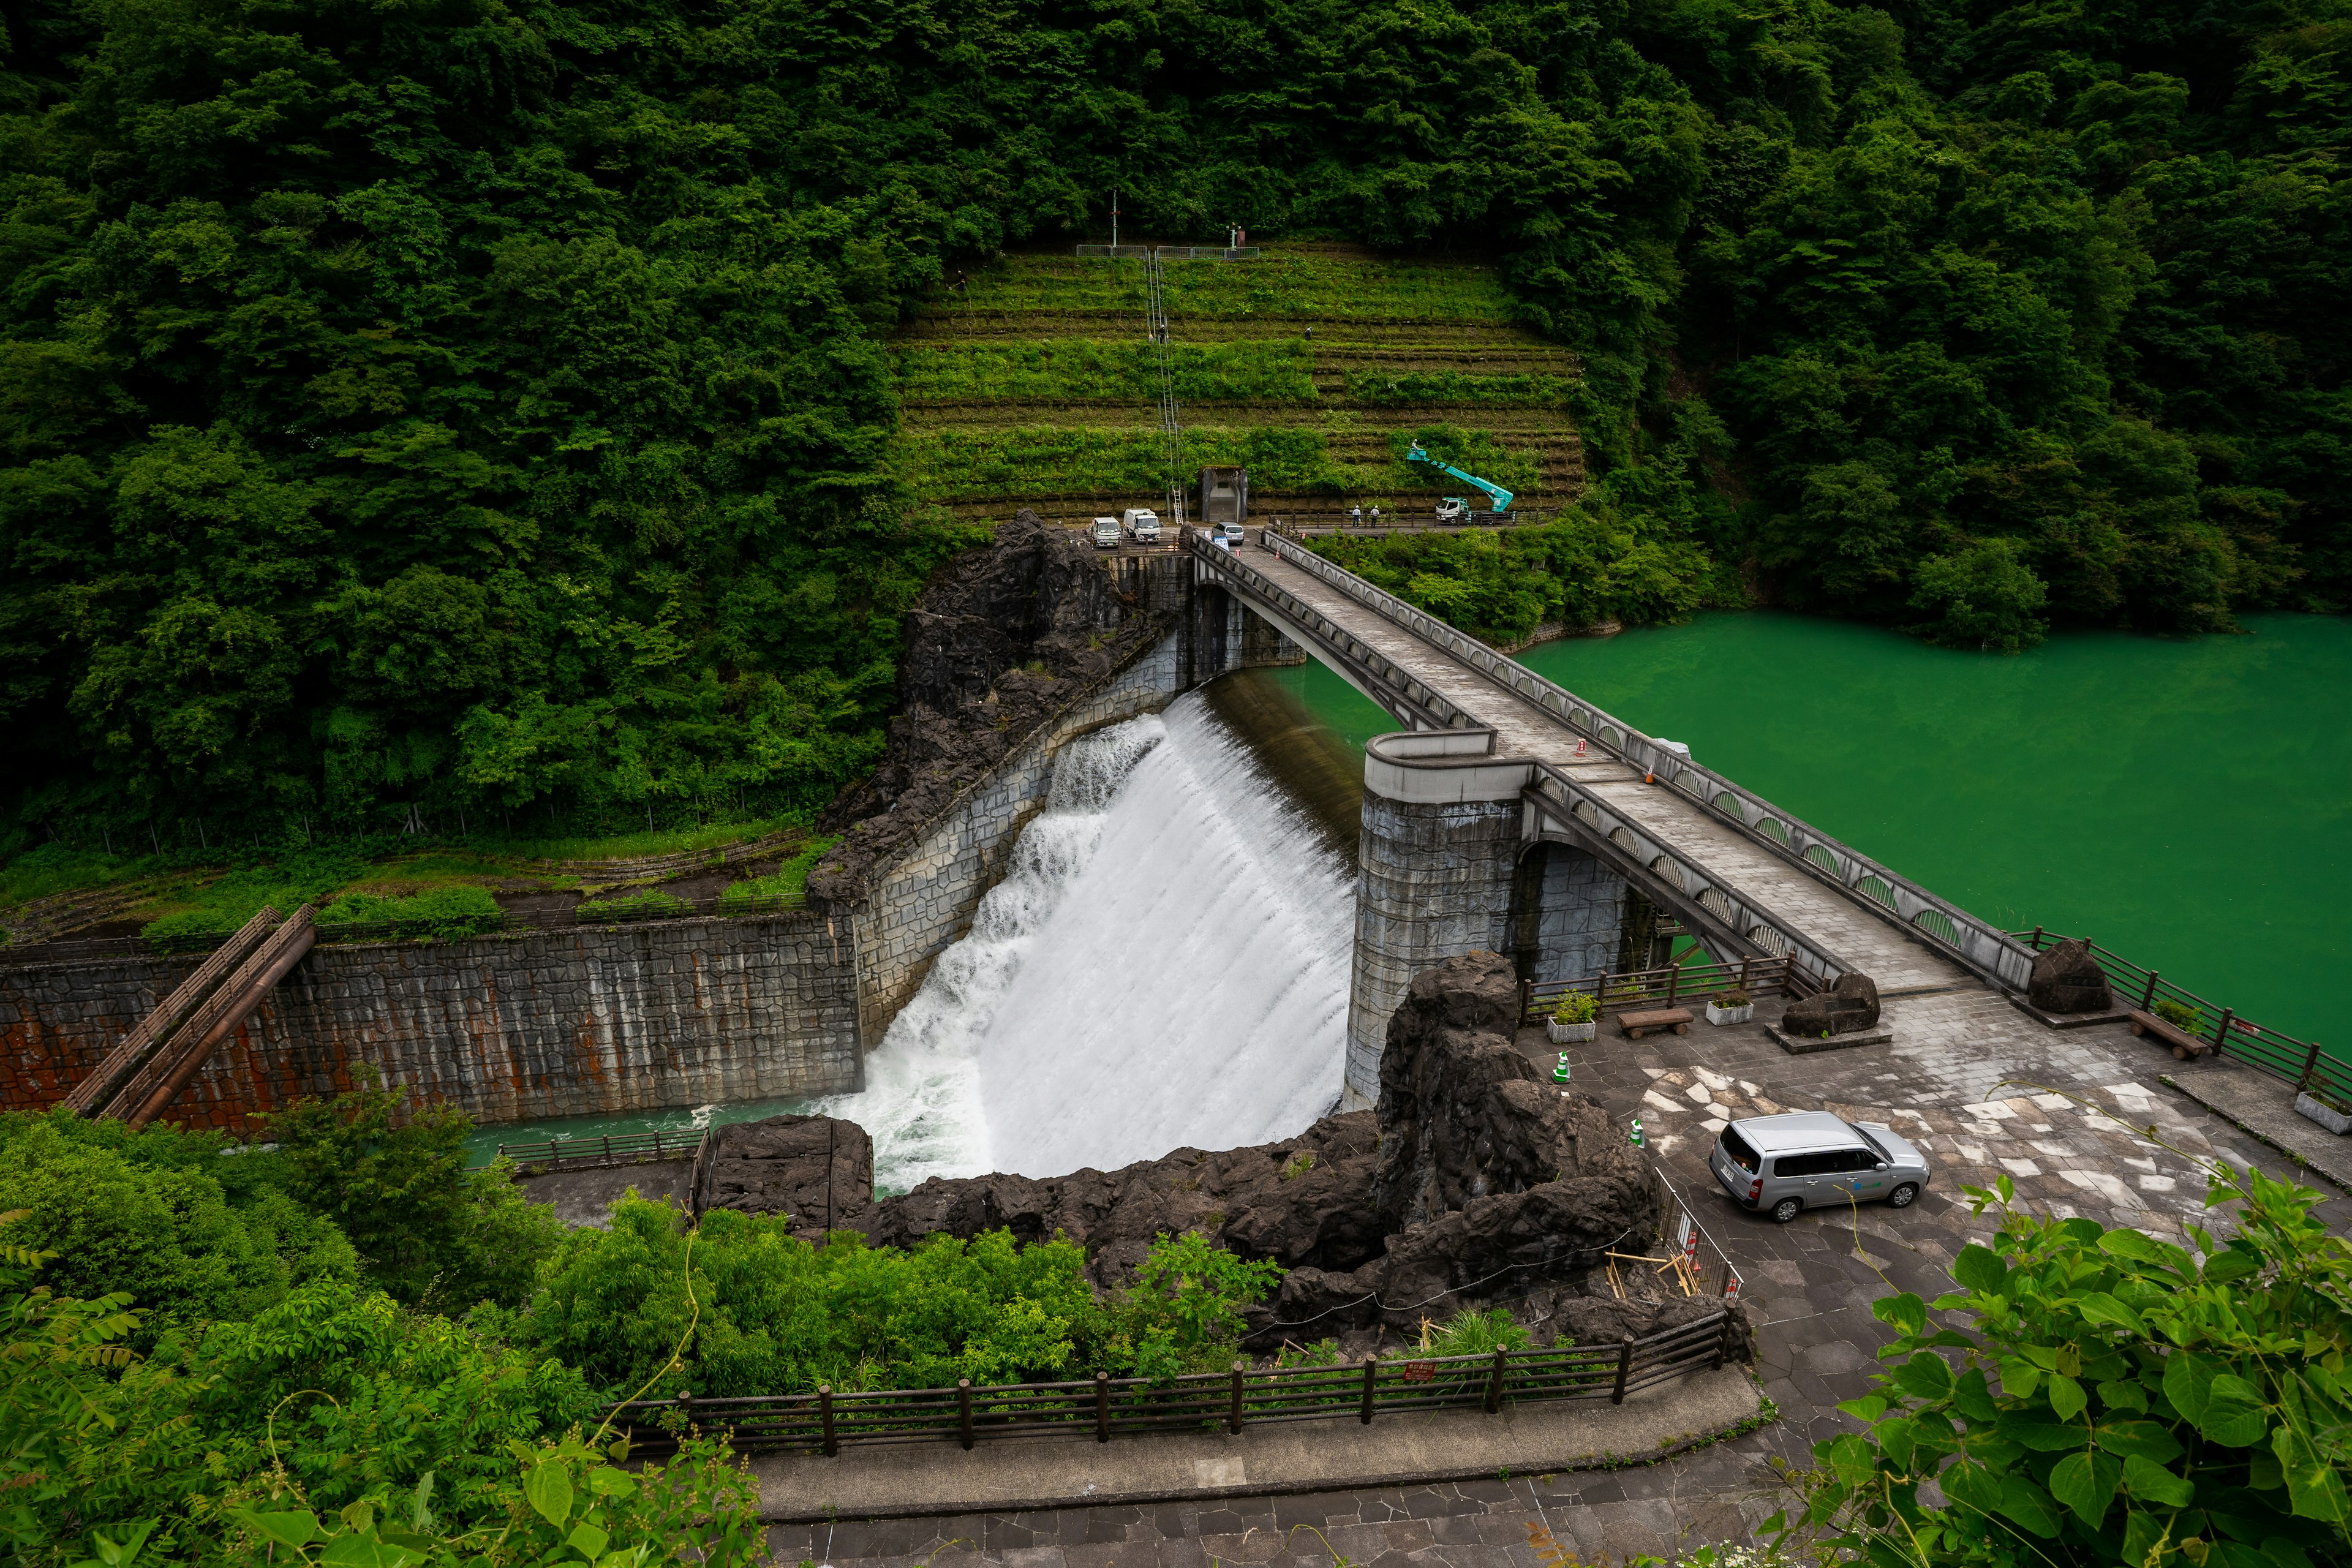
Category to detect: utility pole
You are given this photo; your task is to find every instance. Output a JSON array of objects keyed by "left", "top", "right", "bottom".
[{"left": 1112, "top": 190, "right": 1120, "bottom": 250}]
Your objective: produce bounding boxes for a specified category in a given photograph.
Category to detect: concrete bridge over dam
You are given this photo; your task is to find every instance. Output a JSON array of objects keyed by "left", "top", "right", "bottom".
[{"left": 1188, "top": 529, "right": 2038, "bottom": 1109}]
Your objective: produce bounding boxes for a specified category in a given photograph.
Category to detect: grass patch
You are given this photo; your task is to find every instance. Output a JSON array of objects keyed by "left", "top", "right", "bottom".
[
  {"left": 575, "top": 890, "right": 693, "bottom": 922},
  {"left": 895, "top": 341, "right": 1319, "bottom": 402},
  {"left": 722, "top": 835, "right": 837, "bottom": 908},
  {"left": 453, "top": 815, "right": 804, "bottom": 865}
]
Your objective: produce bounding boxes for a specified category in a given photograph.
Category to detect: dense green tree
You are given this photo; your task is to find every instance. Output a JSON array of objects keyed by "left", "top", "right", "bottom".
[{"left": 0, "top": 0, "right": 2343, "bottom": 848}]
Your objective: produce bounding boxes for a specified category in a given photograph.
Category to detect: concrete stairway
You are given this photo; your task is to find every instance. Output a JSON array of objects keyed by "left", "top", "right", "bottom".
[{"left": 71, "top": 905, "right": 317, "bottom": 1128}]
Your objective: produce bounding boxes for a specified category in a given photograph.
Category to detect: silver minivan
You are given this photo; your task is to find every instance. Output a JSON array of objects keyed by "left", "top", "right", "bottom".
[{"left": 1711, "top": 1111, "right": 1930, "bottom": 1224}]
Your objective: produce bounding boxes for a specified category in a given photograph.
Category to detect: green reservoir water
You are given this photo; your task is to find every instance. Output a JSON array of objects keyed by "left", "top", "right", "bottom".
[{"left": 1256, "top": 612, "right": 2352, "bottom": 1049}]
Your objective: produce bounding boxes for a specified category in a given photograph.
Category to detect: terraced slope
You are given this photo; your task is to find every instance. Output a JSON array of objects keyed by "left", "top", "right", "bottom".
[{"left": 889, "top": 243, "right": 1587, "bottom": 527}]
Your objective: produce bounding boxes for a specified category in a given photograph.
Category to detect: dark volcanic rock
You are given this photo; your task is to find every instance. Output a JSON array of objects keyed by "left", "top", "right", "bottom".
[
  {"left": 1268, "top": 952, "right": 1649, "bottom": 1335},
  {"left": 807, "top": 510, "right": 1166, "bottom": 907},
  {"left": 698, "top": 1115, "right": 874, "bottom": 1239},
  {"left": 2028, "top": 938, "right": 2113, "bottom": 1014},
  {"left": 1373, "top": 949, "right": 1582, "bottom": 1230},
  {"left": 859, "top": 1115, "right": 1384, "bottom": 1287},
  {"left": 1781, "top": 971, "right": 1882, "bottom": 1037}
]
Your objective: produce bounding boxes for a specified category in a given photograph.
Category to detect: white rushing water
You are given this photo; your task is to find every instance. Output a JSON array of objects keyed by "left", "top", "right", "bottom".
[{"left": 817, "top": 694, "right": 1354, "bottom": 1191}]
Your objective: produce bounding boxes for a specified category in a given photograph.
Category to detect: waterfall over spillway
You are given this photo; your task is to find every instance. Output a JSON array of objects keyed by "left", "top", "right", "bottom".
[{"left": 818, "top": 693, "right": 1354, "bottom": 1192}]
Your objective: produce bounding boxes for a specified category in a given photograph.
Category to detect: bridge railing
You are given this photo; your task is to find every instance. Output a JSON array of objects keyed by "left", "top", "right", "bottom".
[
  {"left": 2012, "top": 930, "right": 2346, "bottom": 1106},
  {"left": 1259, "top": 533, "right": 2035, "bottom": 992},
  {"left": 1187, "top": 532, "right": 1469, "bottom": 729},
  {"left": 476, "top": 1127, "right": 706, "bottom": 1174},
  {"left": 1523, "top": 769, "right": 1850, "bottom": 991}
]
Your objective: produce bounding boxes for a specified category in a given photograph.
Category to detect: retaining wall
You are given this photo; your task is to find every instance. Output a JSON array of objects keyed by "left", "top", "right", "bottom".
[{"left": 0, "top": 914, "right": 862, "bottom": 1136}]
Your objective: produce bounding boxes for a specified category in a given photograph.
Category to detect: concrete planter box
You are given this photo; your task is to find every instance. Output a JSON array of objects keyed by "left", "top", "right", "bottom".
[
  {"left": 2294, "top": 1092, "right": 2352, "bottom": 1136},
  {"left": 1705, "top": 1001, "right": 1754, "bottom": 1027},
  {"left": 1547, "top": 1019, "right": 1596, "bottom": 1044}
]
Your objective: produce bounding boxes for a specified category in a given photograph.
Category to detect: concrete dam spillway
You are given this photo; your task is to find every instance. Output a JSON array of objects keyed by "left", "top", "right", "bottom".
[{"left": 818, "top": 692, "right": 1355, "bottom": 1191}]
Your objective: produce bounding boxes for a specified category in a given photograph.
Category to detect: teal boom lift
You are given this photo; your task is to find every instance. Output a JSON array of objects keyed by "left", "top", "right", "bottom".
[{"left": 1406, "top": 442, "right": 1515, "bottom": 524}]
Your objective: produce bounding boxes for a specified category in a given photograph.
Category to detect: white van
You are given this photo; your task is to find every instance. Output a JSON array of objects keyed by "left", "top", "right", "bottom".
[
  {"left": 1091, "top": 516, "right": 1121, "bottom": 548},
  {"left": 1121, "top": 507, "right": 1161, "bottom": 543}
]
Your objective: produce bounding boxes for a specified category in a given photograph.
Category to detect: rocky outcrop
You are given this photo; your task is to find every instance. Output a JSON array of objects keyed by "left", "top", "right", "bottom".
[
  {"left": 858, "top": 1113, "right": 1384, "bottom": 1286},
  {"left": 2028, "top": 938, "right": 2113, "bottom": 1014},
  {"left": 807, "top": 511, "right": 1166, "bottom": 907},
  {"left": 696, "top": 1114, "right": 874, "bottom": 1239},
  {"left": 1782, "top": 971, "right": 1882, "bottom": 1036},
  {"left": 842, "top": 951, "right": 1654, "bottom": 1344},
  {"left": 1373, "top": 950, "right": 1589, "bottom": 1230}
]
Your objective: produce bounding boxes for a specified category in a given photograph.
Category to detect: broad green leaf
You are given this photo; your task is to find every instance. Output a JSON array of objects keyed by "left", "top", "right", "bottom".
[
  {"left": 585, "top": 1468, "right": 636, "bottom": 1498},
  {"left": 2124, "top": 1453, "right": 2195, "bottom": 1508},
  {"left": 2249, "top": 1449, "right": 2286, "bottom": 1490},
  {"left": 1997, "top": 1474, "right": 2065, "bottom": 1537},
  {"left": 2201, "top": 1376, "right": 2270, "bottom": 1447},
  {"left": 2095, "top": 1419, "right": 2185, "bottom": 1463},
  {"left": 2000, "top": 1355, "right": 2044, "bottom": 1398},
  {"left": 410, "top": 1472, "right": 436, "bottom": 1534},
  {"left": 2097, "top": 1378, "right": 2150, "bottom": 1414},
  {"left": 1895, "top": 1352, "right": 1954, "bottom": 1402},
  {"left": 1878, "top": 1416, "right": 1918, "bottom": 1470},
  {"left": 320, "top": 1532, "right": 423, "bottom": 1568},
  {"left": 1838, "top": 1394, "right": 1891, "bottom": 1422},
  {"left": 2076, "top": 1293, "right": 2145, "bottom": 1333},
  {"left": 1874, "top": 1293, "right": 1927, "bottom": 1337},
  {"left": 1954, "top": 1369, "right": 1999, "bottom": 1422},
  {"left": 2205, "top": 1249, "right": 2260, "bottom": 1284},
  {"left": 567, "top": 1523, "right": 611, "bottom": 1561},
  {"left": 2048, "top": 1373, "right": 2089, "bottom": 1422},
  {"left": 2123, "top": 1508, "right": 2169, "bottom": 1567},
  {"left": 2258, "top": 1536, "right": 2315, "bottom": 1568},
  {"left": 1997, "top": 1409, "right": 2090, "bottom": 1450},
  {"left": 2050, "top": 1450, "right": 2123, "bottom": 1527},
  {"left": 2274, "top": 1427, "right": 2350, "bottom": 1524},
  {"left": 1953, "top": 1244, "right": 2007, "bottom": 1293},
  {"left": 2165, "top": 1350, "right": 2217, "bottom": 1421},
  {"left": 597, "top": 1549, "right": 650, "bottom": 1568},
  {"left": 1941, "top": 1459, "right": 2003, "bottom": 1516},
  {"left": 2099, "top": 1228, "right": 2163, "bottom": 1264},
  {"left": 1822, "top": 1432, "right": 1875, "bottom": 1487},
  {"left": 240, "top": 1513, "right": 320, "bottom": 1552},
  {"left": 526, "top": 1463, "right": 576, "bottom": 1529}
]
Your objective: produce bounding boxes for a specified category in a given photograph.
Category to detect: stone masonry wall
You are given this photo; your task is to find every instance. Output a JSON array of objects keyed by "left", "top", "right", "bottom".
[
  {"left": 852, "top": 631, "right": 1185, "bottom": 1042},
  {"left": 1344, "top": 794, "right": 1522, "bottom": 1109},
  {"left": 0, "top": 913, "right": 861, "bottom": 1136}
]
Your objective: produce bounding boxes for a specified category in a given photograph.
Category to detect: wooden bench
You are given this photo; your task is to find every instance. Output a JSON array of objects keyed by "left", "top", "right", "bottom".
[
  {"left": 1616, "top": 1007, "right": 1693, "bottom": 1039},
  {"left": 2127, "top": 1008, "right": 2212, "bottom": 1060}
]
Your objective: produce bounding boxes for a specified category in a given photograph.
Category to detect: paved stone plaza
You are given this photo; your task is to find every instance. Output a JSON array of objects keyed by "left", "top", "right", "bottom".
[{"left": 775, "top": 984, "right": 2348, "bottom": 1568}]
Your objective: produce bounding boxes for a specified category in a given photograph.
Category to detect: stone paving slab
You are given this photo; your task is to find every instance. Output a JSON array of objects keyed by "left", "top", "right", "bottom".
[
  {"left": 751, "top": 1368, "right": 1760, "bottom": 1523},
  {"left": 2162, "top": 1057, "right": 2352, "bottom": 1195}
]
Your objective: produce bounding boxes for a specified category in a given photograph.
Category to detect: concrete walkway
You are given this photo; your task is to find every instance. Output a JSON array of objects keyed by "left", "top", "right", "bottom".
[{"left": 752, "top": 1370, "right": 1758, "bottom": 1523}]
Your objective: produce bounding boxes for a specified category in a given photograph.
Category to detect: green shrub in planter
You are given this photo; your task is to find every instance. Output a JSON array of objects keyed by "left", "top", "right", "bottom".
[
  {"left": 1551, "top": 992, "right": 1597, "bottom": 1025},
  {"left": 2152, "top": 996, "right": 2204, "bottom": 1033},
  {"left": 1716, "top": 989, "right": 1751, "bottom": 1008}
]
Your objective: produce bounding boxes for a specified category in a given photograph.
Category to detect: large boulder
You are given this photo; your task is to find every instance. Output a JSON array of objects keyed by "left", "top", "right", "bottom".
[
  {"left": 1373, "top": 949, "right": 1602, "bottom": 1229},
  {"left": 2028, "top": 938, "right": 2113, "bottom": 1014},
  {"left": 696, "top": 1115, "right": 874, "bottom": 1238},
  {"left": 1781, "top": 971, "right": 1882, "bottom": 1036}
]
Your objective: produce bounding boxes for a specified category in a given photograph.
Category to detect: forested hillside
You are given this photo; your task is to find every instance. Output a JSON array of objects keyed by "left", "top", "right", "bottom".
[{"left": 0, "top": 0, "right": 2342, "bottom": 853}]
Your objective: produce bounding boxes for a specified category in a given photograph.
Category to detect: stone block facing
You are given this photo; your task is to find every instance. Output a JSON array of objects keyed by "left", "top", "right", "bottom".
[{"left": 0, "top": 914, "right": 862, "bottom": 1136}]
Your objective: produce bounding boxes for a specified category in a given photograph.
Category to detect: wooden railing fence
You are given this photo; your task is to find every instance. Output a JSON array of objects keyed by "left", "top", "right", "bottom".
[
  {"left": 2013, "top": 931, "right": 2343, "bottom": 1104},
  {"left": 600, "top": 1309, "right": 1738, "bottom": 1457}
]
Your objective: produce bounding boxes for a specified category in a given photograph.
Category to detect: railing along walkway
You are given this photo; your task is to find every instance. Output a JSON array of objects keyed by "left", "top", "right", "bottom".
[
  {"left": 1199, "top": 535, "right": 1989, "bottom": 993},
  {"left": 603, "top": 1310, "right": 1740, "bottom": 1458}
]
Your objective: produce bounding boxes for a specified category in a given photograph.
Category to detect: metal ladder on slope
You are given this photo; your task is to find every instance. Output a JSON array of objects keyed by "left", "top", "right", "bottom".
[{"left": 1142, "top": 250, "right": 1186, "bottom": 531}]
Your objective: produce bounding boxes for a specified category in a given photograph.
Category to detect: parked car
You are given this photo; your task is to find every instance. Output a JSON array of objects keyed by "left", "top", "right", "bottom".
[{"left": 1710, "top": 1110, "right": 1929, "bottom": 1224}]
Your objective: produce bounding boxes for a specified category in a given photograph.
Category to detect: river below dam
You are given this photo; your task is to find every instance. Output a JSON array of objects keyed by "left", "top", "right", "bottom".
[{"left": 469, "top": 609, "right": 2349, "bottom": 1174}]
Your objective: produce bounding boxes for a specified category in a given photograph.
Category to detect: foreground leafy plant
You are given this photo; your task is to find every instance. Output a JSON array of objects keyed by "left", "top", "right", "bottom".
[{"left": 1765, "top": 1159, "right": 2350, "bottom": 1568}]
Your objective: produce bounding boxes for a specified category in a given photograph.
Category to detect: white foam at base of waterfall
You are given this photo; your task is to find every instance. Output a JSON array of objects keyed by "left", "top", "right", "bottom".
[{"left": 816, "top": 695, "right": 1353, "bottom": 1192}]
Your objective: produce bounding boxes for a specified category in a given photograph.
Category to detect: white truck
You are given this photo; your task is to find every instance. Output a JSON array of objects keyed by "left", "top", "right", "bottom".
[
  {"left": 1120, "top": 507, "right": 1161, "bottom": 543},
  {"left": 1091, "top": 516, "right": 1121, "bottom": 548}
]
